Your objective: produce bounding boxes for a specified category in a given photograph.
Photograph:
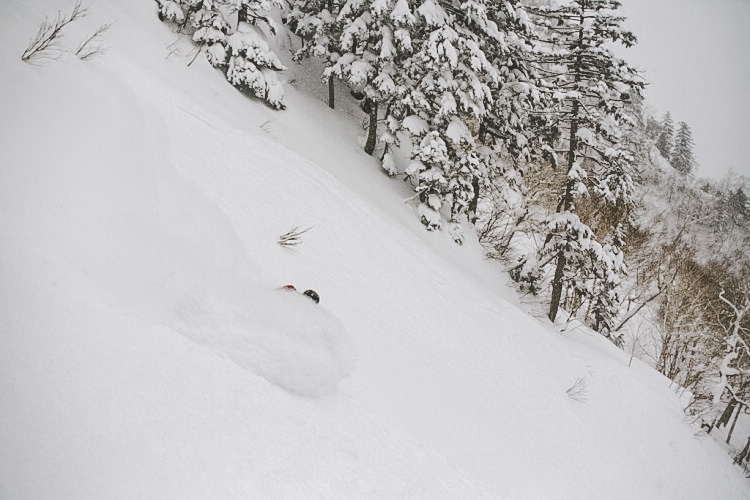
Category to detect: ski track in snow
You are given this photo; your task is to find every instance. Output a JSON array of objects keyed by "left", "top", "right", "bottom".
[
  {"left": 170, "top": 287, "right": 355, "bottom": 398},
  {"left": 59, "top": 51, "right": 358, "bottom": 399}
]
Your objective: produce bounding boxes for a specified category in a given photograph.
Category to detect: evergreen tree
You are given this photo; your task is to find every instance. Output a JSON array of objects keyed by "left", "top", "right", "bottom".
[
  {"left": 672, "top": 121, "right": 695, "bottom": 175},
  {"left": 373, "top": 0, "right": 418, "bottom": 172},
  {"left": 225, "top": 21, "right": 287, "bottom": 109},
  {"left": 480, "top": 1, "right": 540, "bottom": 159},
  {"left": 728, "top": 187, "right": 748, "bottom": 218},
  {"left": 154, "top": 0, "right": 287, "bottom": 109},
  {"left": 287, "top": 0, "right": 343, "bottom": 108},
  {"left": 236, "top": 0, "right": 280, "bottom": 28},
  {"left": 288, "top": 0, "right": 539, "bottom": 233},
  {"left": 328, "top": 0, "right": 418, "bottom": 156},
  {"left": 655, "top": 111, "right": 674, "bottom": 160},
  {"left": 290, "top": 0, "right": 418, "bottom": 154},
  {"left": 400, "top": 0, "right": 499, "bottom": 232},
  {"left": 645, "top": 114, "right": 662, "bottom": 142},
  {"left": 589, "top": 225, "right": 626, "bottom": 341},
  {"left": 524, "top": 0, "right": 644, "bottom": 325}
]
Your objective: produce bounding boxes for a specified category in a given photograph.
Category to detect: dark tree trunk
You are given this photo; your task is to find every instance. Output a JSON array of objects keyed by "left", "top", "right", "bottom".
[
  {"left": 468, "top": 176, "right": 481, "bottom": 225},
  {"left": 548, "top": 253, "right": 567, "bottom": 322},
  {"left": 727, "top": 402, "right": 744, "bottom": 445},
  {"left": 735, "top": 436, "right": 750, "bottom": 465},
  {"left": 237, "top": 5, "right": 247, "bottom": 28},
  {"left": 548, "top": 17, "right": 584, "bottom": 324},
  {"left": 717, "top": 397, "right": 737, "bottom": 431},
  {"left": 548, "top": 103, "right": 579, "bottom": 322},
  {"left": 364, "top": 99, "right": 378, "bottom": 156},
  {"left": 328, "top": 75, "right": 335, "bottom": 109}
]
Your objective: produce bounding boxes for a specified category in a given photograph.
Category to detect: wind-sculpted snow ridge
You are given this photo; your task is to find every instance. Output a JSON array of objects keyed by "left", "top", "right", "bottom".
[{"left": 171, "top": 288, "right": 354, "bottom": 398}]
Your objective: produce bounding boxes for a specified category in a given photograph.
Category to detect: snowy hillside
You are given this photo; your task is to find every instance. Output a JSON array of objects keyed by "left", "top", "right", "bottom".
[{"left": 1, "top": 1, "right": 748, "bottom": 499}]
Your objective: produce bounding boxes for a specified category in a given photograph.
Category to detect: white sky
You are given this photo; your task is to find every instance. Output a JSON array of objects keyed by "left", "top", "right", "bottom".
[{"left": 617, "top": 0, "right": 750, "bottom": 179}]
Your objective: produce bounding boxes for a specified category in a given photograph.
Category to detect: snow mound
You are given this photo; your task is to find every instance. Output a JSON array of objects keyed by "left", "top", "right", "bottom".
[{"left": 171, "top": 288, "right": 354, "bottom": 398}]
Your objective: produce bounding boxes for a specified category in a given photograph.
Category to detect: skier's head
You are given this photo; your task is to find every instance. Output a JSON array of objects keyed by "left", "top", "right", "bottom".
[{"left": 303, "top": 289, "right": 320, "bottom": 304}]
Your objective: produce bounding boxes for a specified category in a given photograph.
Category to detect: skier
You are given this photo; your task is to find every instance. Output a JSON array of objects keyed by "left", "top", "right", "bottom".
[
  {"left": 279, "top": 285, "right": 320, "bottom": 304},
  {"left": 303, "top": 289, "right": 320, "bottom": 304}
]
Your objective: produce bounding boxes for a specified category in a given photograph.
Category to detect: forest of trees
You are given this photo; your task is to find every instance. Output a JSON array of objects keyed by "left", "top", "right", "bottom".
[
  {"left": 153, "top": 0, "right": 750, "bottom": 468},
  {"left": 652, "top": 111, "right": 696, "bottom": 175}
]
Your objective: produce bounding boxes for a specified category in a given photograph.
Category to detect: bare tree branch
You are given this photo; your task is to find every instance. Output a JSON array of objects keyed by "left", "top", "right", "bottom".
[
  {"left": 75, "top": 21, "right": 113, "bottom": 60},
  {"left": 21, "top": 1, "right": 87, "bottom": 63}
]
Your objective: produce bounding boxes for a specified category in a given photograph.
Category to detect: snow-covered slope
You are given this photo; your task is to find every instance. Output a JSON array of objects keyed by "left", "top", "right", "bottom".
[{"left": 1, "top": 1, "right": 748, "bottom": 498}]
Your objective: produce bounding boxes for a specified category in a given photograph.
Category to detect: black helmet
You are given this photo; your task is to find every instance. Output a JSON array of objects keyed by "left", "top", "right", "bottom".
[{"left": 303, "top": 289, "right": 320, "bottom": 304}]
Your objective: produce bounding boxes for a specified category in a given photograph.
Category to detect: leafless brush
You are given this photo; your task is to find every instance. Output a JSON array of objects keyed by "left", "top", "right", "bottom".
[
  {"left": 186, "top": 39, "right": 205, "bottom": 67},
  {"left": 259, "top": 119, "right": 274, "bottom": 134},
  {"left": 21, "top": 1, "right": 87, "bottom": 63},
  {"left": 278, "top": 226, "right": 312, "bottom": 247},
  {"left": 75, "top": 22, "right": 112, "bottom": 60},
  {"left": 566, "top": 377, "right": 588, "bottom": 403},
  {"left": 165, "top": 37, "right": 183, "bottom": 59}
]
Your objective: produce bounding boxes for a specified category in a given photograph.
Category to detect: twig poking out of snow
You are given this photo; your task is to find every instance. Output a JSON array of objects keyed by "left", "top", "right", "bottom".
[
  {"left": 278, "top": 225, "right": 312, "bottom": 247},
  {"left": 75, "top": 22, "right": 113, "bottom": 60},
  {"left": 259, "top": 119, "right": 274, "bottom": 134},
  {"left": 21, "top": 1, "right": 87, "bottom": 63},
  {"left": 566, "top": 377, "right": 588, "bottom": 402}
]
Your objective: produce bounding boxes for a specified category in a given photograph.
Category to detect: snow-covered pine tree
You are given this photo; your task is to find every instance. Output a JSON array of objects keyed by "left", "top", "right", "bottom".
[
  {"left": 400, "top": 0, "right": 501, "bottom": 234},
  {"left": 290, "top": 0, "right": 417, "bottom": 155},
  {"left": 375, "top": 0, "right": 418, "bottom": 173},
  {"left": 727, "top": 186, "right": 749, "bottom": 220},
  {"left": 644, "top": 113, "right": 662, "bottom": 142},
  {"left": 327, "top": 0, "right": 419, "bottom": 156},
  {"left": 287, "top": 0, "right": 344, "bottom": 108},
  {"left": 479, "top": 0, "right": 539, "bottom": 159},
  {"left": 156, "top": 0, "right": 193, "bottom": 25},
  {"left": 468, "top": 1, "right": 548, "bottom": 236},
  {"left": 524, "top": 0, "right": 644, "bottom": 326},
  {"left": 289, "top": 0, "right": 538, "bottom": 233},
  {"left": 236, "top": 0, "right": 280, "bottom": 28},
  {"left": 671, "top": 121, "right": 696, "bottom": 175},
  {"left": 225, "top": 18, "right": 287, "bottom": 109},
  {"left": 155, "top": 0, "right": 233, "bottom": 64},
  {"left": 655, "top": 111, "right": 674, "bottom": 161},
  {"left": 154, "top": 0, "right": 287, "bottom": 109},
  {"left": 588, "top": 225, "right": 626, "bottom": 342},
  {"left": 190, "top": 4, "right": 233, "bottom": 65}
]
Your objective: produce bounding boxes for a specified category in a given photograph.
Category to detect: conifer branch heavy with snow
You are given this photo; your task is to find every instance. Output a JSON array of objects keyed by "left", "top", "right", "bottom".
[{"left": 154, "top": 0, "right": 286, "bottom": 109}]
